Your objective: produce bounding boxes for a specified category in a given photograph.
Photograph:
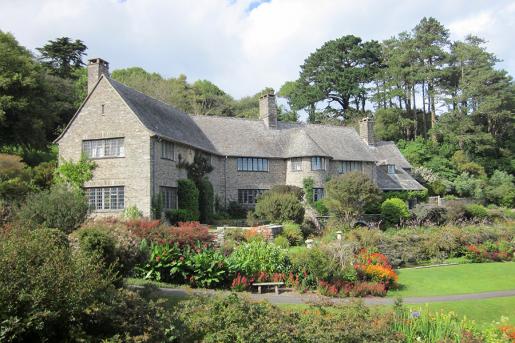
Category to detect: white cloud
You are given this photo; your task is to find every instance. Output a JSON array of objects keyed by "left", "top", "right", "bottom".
[{"left": 0, "top": 0, "right": 513, "bottom": 99}]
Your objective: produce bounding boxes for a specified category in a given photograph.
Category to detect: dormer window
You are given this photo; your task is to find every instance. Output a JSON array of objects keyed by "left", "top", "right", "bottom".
[{"left": 387, "top": 164, "right": 396, "bottom": 174}]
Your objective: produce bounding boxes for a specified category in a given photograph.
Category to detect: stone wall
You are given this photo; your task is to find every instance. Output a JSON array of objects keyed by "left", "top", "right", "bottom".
[{"left": 58, "top": 77, "right": 152, "bottom": 216}]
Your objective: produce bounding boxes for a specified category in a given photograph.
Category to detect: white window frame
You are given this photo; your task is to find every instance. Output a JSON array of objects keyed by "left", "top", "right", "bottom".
[
  {"left": 291, "top": 158, "right": 302, "bottom": 171},
  {"left": 161, "top": 141, "right": 175, "bottom": 160},
  {"left": 313, "top": 188, "right": 324, "bottom": 202},
  {"left": 160, "top": 186, "right": 177, "bottom": 209},
  {"left": 311, "top": 157, "right": 326, "bottom": 171},
  {"left": 237, "top": 157, "right": 269, "bottom": 172},
  {"left": 82, "top": 138, "right": 124, "bottom": 159},
  {"left": 387, "top": 164, "right": 396, "bottom": 174},
  {"left": 338, "top": 161, "right": 363, "bottom": 173},
  {"left": 85, "top": 186, "right": 124, "bottom": 211},
  {"left": 238, "top": 189, "right": 267, "bottom": 205}
]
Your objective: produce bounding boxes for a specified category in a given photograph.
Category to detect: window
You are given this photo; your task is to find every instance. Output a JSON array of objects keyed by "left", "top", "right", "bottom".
[
  {"left": 313, "top": 188, "right": 324, "bottom": 202},
  {"left": 238, "top": 189, "right": 267, "bottom": 205},
  {"left": 85, "top": 186, "right": 124, "bottom": 211},
  {"left": 160, "top": 186, "right": 177, "bottom": 209},
  {"left": 338, "top": 161, "right": 363, "bottom": 174},
  {"left": 237, "top": 157, "right": 269, "bottom": 172},
  {"left": 161, "top": 141, "right": 174, "bottom": 160},
  {"left": 387, "top": 164, "right": 396, "bottom": 174},
  {"left": 82, "top": 138, "right": 124, "bottom": 158},
  {"left": 291, "top": 158, "right": 302, "bottom": 171},
  {"left": 311, "top": 157, "right": 326, "bottom": 171}
]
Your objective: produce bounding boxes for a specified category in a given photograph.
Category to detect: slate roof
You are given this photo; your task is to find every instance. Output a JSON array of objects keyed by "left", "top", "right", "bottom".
[
  {"left": 376, "top": 165, "right": 425, "bottom": 191},
  {"left": 94, "top": 76, "right": 422, "bottom": 190}
]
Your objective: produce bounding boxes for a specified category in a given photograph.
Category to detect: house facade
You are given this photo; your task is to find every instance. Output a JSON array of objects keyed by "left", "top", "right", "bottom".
[{"left": 56, "top": 58, "right": 424, "bottom": 217}]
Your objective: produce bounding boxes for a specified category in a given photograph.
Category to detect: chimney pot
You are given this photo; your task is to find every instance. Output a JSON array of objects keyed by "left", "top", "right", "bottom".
[{"left": 87, "top": 58, "right": 109, "bottom": 94}]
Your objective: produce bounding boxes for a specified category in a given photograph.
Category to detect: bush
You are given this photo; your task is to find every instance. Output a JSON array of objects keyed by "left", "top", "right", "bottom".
[
  {"left": 16, "top": 184, "right": 88, "bottom": 233},
  {"left": 254, "top": 191, "right": 305, "bottom": 224},
  {"left": 269, "top": 184, "right": 304, "bottom": 200},
  {"left": 76, "top": 226, "right": 117, "bottom": 266},
  {"left": 314, "top": 199, "right": 329, "bottom": 215},
  {"left": 177, "top": 179, "right": 199, "bottom": 220},
  {"left": 198, "top": 177, "right": 214, "bottom": 223},
  {"left": 53, "top": 157, "right": 96, "bottom": 190},
  {"left": 227, "top": 241, "right": 289, "bottom": 276},
  {"left": 465, "top": 240, "right": 514, "bottom": 263},
  {"left": 412, "top": 204, "right": 447, "bottom": 226},
  {"left": 165, "top": 208, "right": 197, "bottom": 225},
  {"left": 288, "top": 247, "right": 335, "bottom": 286},
  {"left": 136, "top": 221, "right": 214, "bottom": 248},
  {"left": 380, "top": 198, "right": 410, "bottom": 227},
  {"left": 446, "top": 202, "right": 467, "bottom": 223},
  {"left": 227, "top": 201, "right": 246, "bottom": 218},
  {"left": 485, "top": 170, "right": 515, "bottom": 207},
  {"left": 325, "top": 172, "right": 382, "bottom": 226},
  {"left": 464, "top": 204, "right": 489, "bottom": 220},
  {"left": 273, "top": 235, "right": 290, "bottom": 249},
  {"left": 281, "top": 221, "right": 304, "bottom": 245},
  {"left": 303, "top": 177, "right": 315, "bottom": 204},
  {"left": 123, "top": 205, "right": 143, "bottom": 220}
]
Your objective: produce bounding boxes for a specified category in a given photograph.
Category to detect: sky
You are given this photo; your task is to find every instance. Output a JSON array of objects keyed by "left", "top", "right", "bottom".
[{"left": 1, "top": 0, "right": 514, "bottom": 99}]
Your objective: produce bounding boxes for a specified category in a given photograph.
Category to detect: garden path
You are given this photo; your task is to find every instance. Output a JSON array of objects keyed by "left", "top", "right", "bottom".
[{"left": 131, "top": 286, "right": 515, "bottom": 306}]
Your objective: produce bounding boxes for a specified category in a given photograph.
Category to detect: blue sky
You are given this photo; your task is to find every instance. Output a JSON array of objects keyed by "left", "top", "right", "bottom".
[{"left": 1, "top": 0, "right": 514, "bottom": 100}]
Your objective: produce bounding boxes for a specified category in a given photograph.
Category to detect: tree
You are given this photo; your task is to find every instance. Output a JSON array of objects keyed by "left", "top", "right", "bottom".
[
  {"left": 289, "top": 35, "right": 381, "bottom": 121},
  {"left": 37, "top": 37, "right": 87, "bottom": 79},
  {"left": 325, "top": 172, "right": 382, "bottom": 226}
]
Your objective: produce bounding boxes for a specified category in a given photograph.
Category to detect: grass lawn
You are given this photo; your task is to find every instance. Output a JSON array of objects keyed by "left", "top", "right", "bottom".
[{"left": 388, "top": 262, "right": 515, "bottom": 298}]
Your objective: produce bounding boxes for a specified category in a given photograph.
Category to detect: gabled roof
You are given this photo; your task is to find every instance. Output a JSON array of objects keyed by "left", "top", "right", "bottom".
[
  {"left": 376, "top": 165, "right": 425, "bottom": 191},
  {"left": 369, "top": 141, "right": 412, "bottom": 169},
  {"left": 108, "top": 78, "right": 218, "bottom": 154}
]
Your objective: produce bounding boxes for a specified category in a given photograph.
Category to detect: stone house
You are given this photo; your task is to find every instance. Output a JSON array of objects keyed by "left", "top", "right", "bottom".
[{"left": 55, "top": 58, "right": 424, "bottom": 217}]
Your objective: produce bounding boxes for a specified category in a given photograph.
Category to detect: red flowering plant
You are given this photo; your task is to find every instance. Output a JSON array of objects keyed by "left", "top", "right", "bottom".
[
  {"left": 465, "top": 240, "right": 513, "bottom": 263},
  {"left": 231, "top": 273, "right": 253, "bottom": 292},
  {"left": 354, "top": 249, "right": 398, "bottom": 288},
  {"left": 499, "top": 324, "right": 515, "bottom": 342}
]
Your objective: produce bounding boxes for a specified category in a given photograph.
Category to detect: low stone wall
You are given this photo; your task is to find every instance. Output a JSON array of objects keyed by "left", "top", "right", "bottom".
[{"left": 215, "top": 224, "right": 283, "bottom": 245}]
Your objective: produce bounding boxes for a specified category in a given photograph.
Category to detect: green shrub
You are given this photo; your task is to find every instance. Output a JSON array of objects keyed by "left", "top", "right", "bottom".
[
  {"left": 16, "top": 184, "right": 88, "bottom": 233},
  {"left": 281, "top": 221, "right": 303, "bottom": 245},
  {"left": 0, "top": 227, "right": 117, "bottom": 341},
  {"left": 288, "top": 247, "right": 335, "bottom": 285},
  {"left": 123, "top": 205, "right": 143, "bottom": 220},
  {"left": 227, "top": 241, "right": 289, "bottom": 276},
  {"left": 198, "top": 177, "right": 214, "bottom": 223},
  {"left": 269, "top": 184, "right": 304, "bottom": 200},
  {"left": 445, "top": 202, "right": 467, "bottom": 223},
  {"left": 325, "top": 172, "right": 382, "bottom": 226},
  {"left": 227, "top": 201, "right": 246, "bottom": 218},
  {"left": 165, "top": 208, "right": 197, "bottom": 225},
  {"left": 485, "top": 170, "right": 515, "bottom": 207},
  {"left": 177, "top": 179, "right": 199, "bottom": 220},
  {"left": 303, "top": 177, "right": 314, "bottom": 204},
  {"left": 412, "top": 204, "right": 447, "bottom": 226},
  {"left": 380, "top": 198, "right": 410, "bottom": 227},
  {"left": 314, "top": 199, "right": 329, "bottom": 215},
  {"left": 464, "top": 204, "right": 489, "bottom": 220},
  {"left": 186, "top": 248, "right": 228, "bottom": 288},
  {"left": 273, "top": 235, "right": 290, "bottom": 249},
  {"left": 254, "top": 191, "right": 305, "bottom": 224},
  {"left": 76, "top": 226, "right": 117, "bottom": 266},
  {"left": 53, "top": 157, "right": 96, "bottom": 190}
]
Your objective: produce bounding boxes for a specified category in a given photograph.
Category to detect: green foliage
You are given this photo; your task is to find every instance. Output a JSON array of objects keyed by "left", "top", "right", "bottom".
[
  {"left": 16, "top": 184, "right": 88, "bottom": 233},
  {"left": 375, "top": 108, "right": 414, "bottom": 141},
  {"left": 227, "top": 241, "right": 289, "bottom": 276},
  {"left": 165, "top": 208, "right": 197, "bottom": 225},
  {"left": 177, "top": 179, "right": 199, "bottom": 220},
  {"left": 269, "top": 184, "right": 304, "bottom": 200},
  {"left": 254, "top": 191, "right": 305, "bottom": 224},
  {"left": 453, "top": 172, "right": 485, "bottom": 199},
  {"left": 325, "top": 172, "right": 382, "bottom": 225},
  {"left": 288, "top": 247, "right": 335, "bottom": 286},
  {"left": 485, "top": 170, "right": 515, "bottom": 207},
  {"left": 0, "top": 153, "right": 33, "bottom": 202},
  {"left": 123, "top": 205, "right": 143, "bottom": 220},
  {"left": 273, "top": 235, "right": 290, "bottom": 249},
  {"left": 54, "top": 157, "right": 96, "bottom": 190},
  {"left": 314, "top": 199, "right": 329, "bottom": 215},
  {"left": 76, "top": 226, "right": 117, "bottom": 266},
  {"left": 383, "top": 189, "right": 428, "bottom": 202},
  {"left": 36, "top": 37, "right": 86, "bottom": 79},
  {"left": 303, "top": 177, "right": 314, "bottom": 204},
  {"left": 226, "top": 201, "right": 247, "bottom": 219},
  {"left": 198, "top": 177, "right": 214, "bottom": 223},
  {"left": 381, "top": 198, "right": 410, "bottom": 227},
  {"left": 412, "top": 204, "right": 447, "bottom": 226},
  {"left": 464, "top": 204, "right": 489, "bottom": 220},
  {"left": 186, "top": 248, "right": 227, "bottom": 288},
  {"left": 151, "top": 192, "right": 163, "bottom": 220},
  {"left": 281, "top": 221, "right": 304, "bottom": 246}
]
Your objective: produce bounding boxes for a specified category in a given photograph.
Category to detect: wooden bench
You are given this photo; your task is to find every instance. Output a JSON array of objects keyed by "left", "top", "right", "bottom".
[{"left": 252, "top": 282, "right": 284, "bottom": 295}]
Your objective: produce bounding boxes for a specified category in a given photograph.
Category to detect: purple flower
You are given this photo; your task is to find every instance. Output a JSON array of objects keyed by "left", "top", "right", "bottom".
[{"left": 411, "top": 311, "right": 421, "bottom": 318}]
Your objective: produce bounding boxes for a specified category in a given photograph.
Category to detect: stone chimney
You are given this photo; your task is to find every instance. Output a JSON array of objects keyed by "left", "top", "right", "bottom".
[
  {"left": 359, "top": 116, "right": 376, "bottom": 145},
  {"left": 259, "top": 90, "right": 277, "bottom": 129},
  {"left": 87, "top": 58, "right": 110, "bottom": 94}
]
